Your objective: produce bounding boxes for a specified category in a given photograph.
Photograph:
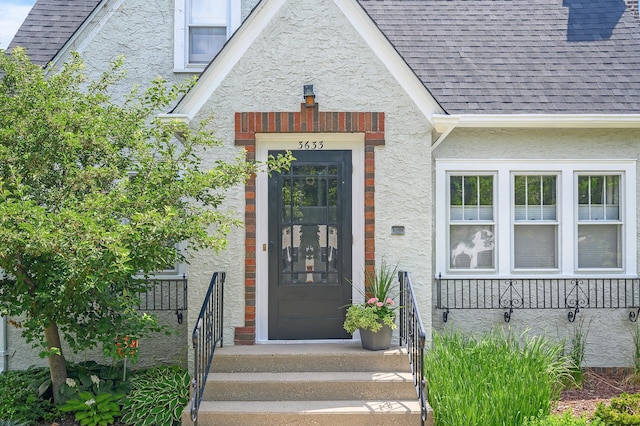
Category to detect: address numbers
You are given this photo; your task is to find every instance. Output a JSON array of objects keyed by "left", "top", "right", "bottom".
[{"left": 298, "top": 140, "right": 324, "bottom": 150}]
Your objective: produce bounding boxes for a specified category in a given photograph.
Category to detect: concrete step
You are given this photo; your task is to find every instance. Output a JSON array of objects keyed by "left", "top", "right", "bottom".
[
  {"left": 183, "top": 399, "right": 424, "bottom": 426},
  {"left": 182, "top": 342, "right": 433, "bottom": 426},
  {"left": 211, "top": 342, "right": 411, "bottom": 373},
  {"left": 204, "top": 371, "right": 417, "bottom": 401}
]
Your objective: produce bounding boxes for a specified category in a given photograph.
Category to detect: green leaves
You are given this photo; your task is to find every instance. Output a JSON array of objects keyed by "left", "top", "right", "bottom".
[
  {"left": 120, "top": 366, "right": 190, "bottom": 426},
  {"left": 425, "top": 330, "right": 569, "bottom": 426},
  {"left": 59, "top": 390, "right": 123, "bottom": 426},
  {"left": 593, "top": 393, "right": 640, "bottom": 425},
  {"left": 0, "top": 47, "right": 290, "bottom": 403}
]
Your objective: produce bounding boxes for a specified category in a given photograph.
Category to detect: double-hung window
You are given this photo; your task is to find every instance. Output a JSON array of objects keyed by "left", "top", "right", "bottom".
[
  {"left": 449, "top": 175, "right": 495, "bottom": 270},
  {"left": 513, "top": 174, "right": 558, "bottom": 269},
  {"left": 436, "top": 160, "right": 635, "bottom": 276},
  {"left": 577, "top": 174, "right": 622, "bottom": 269},
  {"left": 174, "top": 0, "right": 241, "bottom": 71}
]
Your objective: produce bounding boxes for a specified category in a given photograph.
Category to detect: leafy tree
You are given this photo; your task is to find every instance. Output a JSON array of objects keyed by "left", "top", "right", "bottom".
[{"left": 0, "top": 48, "right": 291, "bottom": 403}]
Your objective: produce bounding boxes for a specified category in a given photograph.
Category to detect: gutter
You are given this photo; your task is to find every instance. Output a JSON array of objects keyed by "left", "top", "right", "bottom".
[
  {"left": 0, "top": 316, "right": 6, "bottom": 373},
  {"left": 431, "top": 114, "right": 640, "bottom": 150}
]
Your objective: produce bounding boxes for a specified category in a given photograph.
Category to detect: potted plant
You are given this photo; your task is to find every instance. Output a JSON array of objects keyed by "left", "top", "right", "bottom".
[{"left": 343, "top": 261, "right": 398, "bottom": 350}]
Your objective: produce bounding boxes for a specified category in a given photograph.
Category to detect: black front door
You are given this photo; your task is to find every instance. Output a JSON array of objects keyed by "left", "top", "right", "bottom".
[{"left": 268, "top": 150, "right": 352, "bottom": 340}]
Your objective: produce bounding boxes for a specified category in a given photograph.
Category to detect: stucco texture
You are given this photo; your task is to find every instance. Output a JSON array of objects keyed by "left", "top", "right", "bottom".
[
  {"left": 432, "top": 127, "right": 640, "bottom": 367},
  {"left": 6, "top": 312, "right": 187, "bottom": 371},
  {"left": 187, "top": 0, "right": 434, "bottom": 346}
]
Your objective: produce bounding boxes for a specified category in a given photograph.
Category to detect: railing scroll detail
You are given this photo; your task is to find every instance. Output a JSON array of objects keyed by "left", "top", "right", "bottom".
[{"left": 437, "top": 275, "right": 640, "bottom": 323}]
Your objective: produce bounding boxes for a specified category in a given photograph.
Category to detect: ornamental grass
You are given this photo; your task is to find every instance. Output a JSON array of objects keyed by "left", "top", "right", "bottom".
[{"left": 425, "top": 329, "right": 569, "bottom": 426}]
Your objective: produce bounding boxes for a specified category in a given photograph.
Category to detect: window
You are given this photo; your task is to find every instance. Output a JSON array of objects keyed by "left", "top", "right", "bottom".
[
  {"left": 449, "top": 175, "right": 495, "bottom": 270},
  {"left": 513, "top": 175, "right": 558, "bottom": 269},
  {"left": 577, "top": 174, "right": 622, "bottom": 269},
  {"left": 435, "top": 160, "right": 636, "bottom": 276},
  {"left": 174, "top": 0, "right": 241, "bottom": 71},
  {"left": 188, "top": 0, "right": 227, "bottom": 64}
]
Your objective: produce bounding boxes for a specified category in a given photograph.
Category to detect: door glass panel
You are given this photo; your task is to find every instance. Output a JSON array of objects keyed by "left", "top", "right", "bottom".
[{"left": 280, "top": 162, "right": 340, "bottom": 285}]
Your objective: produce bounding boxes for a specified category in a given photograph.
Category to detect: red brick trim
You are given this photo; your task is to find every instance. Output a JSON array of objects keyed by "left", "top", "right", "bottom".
[
  {"left": 233, "top": 103, "right": 385, "bottom": 345},
  {"left": 587, "top": 367, "right": 633, "bottom": 377}
]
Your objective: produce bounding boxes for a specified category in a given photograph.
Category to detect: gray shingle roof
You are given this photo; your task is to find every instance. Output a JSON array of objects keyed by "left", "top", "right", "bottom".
[
  {"left": 9, "top": 0, "right": 640, "bottom": 115},
  {"left": 359, "top": 0, "right": 640, "bottom": 114},
  {"left": 8, "top": 0, "right": 101, "bottom": 66}
]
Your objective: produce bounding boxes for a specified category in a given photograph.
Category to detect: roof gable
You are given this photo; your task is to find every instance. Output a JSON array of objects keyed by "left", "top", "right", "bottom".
[{"left": 170, "top": 0, "right": 443, "bottom": 121}]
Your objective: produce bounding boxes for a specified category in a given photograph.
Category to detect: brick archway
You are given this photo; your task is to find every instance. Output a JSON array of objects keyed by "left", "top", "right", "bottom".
[{"left": 234, "top": 103, "right": 385, "bottom": 344}]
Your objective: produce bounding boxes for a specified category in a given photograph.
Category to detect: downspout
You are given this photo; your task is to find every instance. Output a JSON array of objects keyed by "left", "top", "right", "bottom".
[{"left": 0, "top": 316, "right": 7, "bottom": 372}]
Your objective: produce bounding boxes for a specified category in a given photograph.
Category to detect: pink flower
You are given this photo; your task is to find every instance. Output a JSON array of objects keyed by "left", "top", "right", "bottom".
[
  {"left": 367, "top": 297, "right": 378, "bottom": 305},
  {"left": 386, "top": 298, "right": 394, "bottom": 305},
  {"left": 376, "top": 302, "right": 383, "bottom": 307}
]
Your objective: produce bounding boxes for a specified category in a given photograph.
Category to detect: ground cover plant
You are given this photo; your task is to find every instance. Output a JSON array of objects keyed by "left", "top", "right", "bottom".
[
  {"left": 0, "top": 367, "right": 58, "bottom": 425},
  {"left": 523, "top": 409, "right": 602, "bottom": 425},
  {"left": 425, "top": 329, "right": 569, "bottom": 426},
  {"left": 120, "top": 366, "right": 190, "bottom": 426},
  {"left": 0, "top": 362, "right": 189, "bottom": 425},
  {"left": 592, "top": 392, "right": 640, "bottom": 425}
]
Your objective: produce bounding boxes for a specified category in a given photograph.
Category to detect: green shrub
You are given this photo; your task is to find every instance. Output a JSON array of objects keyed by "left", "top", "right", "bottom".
[
  {"left": 593, "top": 393, "right": 640, "bottom": 425},
  {"left": 0, "top": 420, "right": 28, "bottom": 426},
  {"left": 59, "top": 391, "right": 124, "bottom": 426},
  {"left": 121, "top": 366, "right": 190, "bottom": 426},
  {"left": 56, "top": 361, "right": 129, "bottom": 405},
  {"left": 0, "top": 367, "right": 57, "bottom": 424},
  {"left": 523, "top": 409, "right": 602, "bottom": 425},
  {"left": 425, "top": 329, "right": 569, "bottom": 426}
]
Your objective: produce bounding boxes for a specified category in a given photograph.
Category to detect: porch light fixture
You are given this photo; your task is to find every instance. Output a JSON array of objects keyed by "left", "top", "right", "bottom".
[{"left": 303, "top": 84, "right": 315, "bottom": 107}]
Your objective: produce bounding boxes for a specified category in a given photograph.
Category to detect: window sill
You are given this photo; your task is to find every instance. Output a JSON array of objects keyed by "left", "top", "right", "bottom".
[{"left": 173, "top": 67, "right": 205, "bottom": 74}]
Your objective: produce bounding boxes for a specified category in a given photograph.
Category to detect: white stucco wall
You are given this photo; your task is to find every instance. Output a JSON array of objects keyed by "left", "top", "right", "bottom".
[
  {"left": 6, "top": 312, "right": 187, "bottom": 371},
  {"left": 185, "top": 0, "right": 434, "bottom": 347},
  {"left": 432, "top": 127, "right": 640, "bottom": 367},
  {"left": 6, "top": 0, "right": 435, "bottom": 370}
]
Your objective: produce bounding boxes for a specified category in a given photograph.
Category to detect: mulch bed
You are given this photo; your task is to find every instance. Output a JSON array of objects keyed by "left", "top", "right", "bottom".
[{"left": 553, "top": 370, "right": 640, "bottom": 418}]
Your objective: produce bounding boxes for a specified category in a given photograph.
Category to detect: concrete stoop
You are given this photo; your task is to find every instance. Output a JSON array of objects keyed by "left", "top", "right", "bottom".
[{"left": 181, "top": 342, "right": 433, "bottom": 425}]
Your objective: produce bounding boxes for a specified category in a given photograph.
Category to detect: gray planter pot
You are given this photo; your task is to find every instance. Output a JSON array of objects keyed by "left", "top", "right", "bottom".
[{"left": 359, "top": 323, "right": 393, "bottom": 351}]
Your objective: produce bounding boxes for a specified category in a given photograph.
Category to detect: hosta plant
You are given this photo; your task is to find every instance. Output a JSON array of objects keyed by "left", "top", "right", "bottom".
[
  {"left": 121, "top": 366, "right": 190, "bottom": 426},
  {"left": 59, "top": 391, "right": 124, "bottom": 426}
]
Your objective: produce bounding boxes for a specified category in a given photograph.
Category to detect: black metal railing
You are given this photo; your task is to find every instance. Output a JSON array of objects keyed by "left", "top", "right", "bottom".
[
  {"left": 399, "top": 271, "right": 427, "bottom": 426},
  {"left": 137, "top": 276, "right": 188, "bottom": 323},
  {"left": 190, "top": 272, "right": 225, "bottom": 425},
  {"left": 437, "top": 275, "right": 640, "bottom": 323}
]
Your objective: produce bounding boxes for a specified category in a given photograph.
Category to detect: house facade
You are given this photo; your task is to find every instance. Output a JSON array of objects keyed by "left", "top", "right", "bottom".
[{"left": 4, "top": 0, "right": 640, "bottom": 372}]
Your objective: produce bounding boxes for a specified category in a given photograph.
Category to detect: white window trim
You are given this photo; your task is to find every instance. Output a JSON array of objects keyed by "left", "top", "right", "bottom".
[
  {"left": 512, "top": 172, "right": 560, "bottom": 272},
  {"left": 448, "top": 173, "right": 497, "bottom": 271},
  {"left": 435, "top": 159, "right": 636, "bottom": 278},
  {"left": 174, "top": 0, "right": 242, "bottom": 73},
  {"left": 574, "top": 173, "right": 625, "bottom": 272}
]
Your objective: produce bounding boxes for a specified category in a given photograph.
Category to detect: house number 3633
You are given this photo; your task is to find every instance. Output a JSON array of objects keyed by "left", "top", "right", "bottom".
[{"left": 298, "top": 140, "right": 324, "bottom": 150}]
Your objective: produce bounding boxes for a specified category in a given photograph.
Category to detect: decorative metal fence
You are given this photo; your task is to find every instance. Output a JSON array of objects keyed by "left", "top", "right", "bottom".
[
  {"left": 137, "top": 275, "right": 188, "bottom": 324},
  {"left": 437, "top": 274, "right": 640, "bottom": 323},
  {"left": 190, "top": 272, "right": 225, "bottom": 426},
  {"left": 399, "top": 271, "right": 427, "bottom": 426}
]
